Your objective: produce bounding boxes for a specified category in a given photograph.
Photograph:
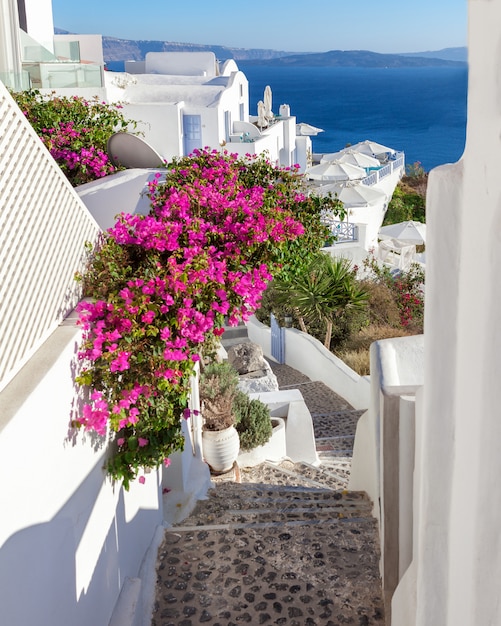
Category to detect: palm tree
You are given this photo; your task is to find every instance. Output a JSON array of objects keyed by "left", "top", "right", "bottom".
[{"left": 273, "top": 252, "right": 368, "bottom": 348}]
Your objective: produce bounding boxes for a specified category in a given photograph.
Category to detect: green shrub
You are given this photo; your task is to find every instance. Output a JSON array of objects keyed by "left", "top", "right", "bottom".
[
  {"left": 233, "top": 391, "right": 273, "bottom": 451},
  {"left": 383, "top": 181, "right": 426, "bottom": 225}
]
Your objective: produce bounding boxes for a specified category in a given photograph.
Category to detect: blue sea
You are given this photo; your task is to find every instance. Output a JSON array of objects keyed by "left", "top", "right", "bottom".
[{"left": 242, "top": 65, "right": 468, "bottom": 172}]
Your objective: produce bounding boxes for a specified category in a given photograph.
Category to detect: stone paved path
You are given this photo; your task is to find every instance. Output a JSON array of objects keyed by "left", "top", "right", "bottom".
[{"left": 152, "top": 361, "right": 384, "bottom": 626}]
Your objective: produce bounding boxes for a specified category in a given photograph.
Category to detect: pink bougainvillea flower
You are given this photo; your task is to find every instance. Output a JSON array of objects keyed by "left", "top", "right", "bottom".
[
  {"left": 138, "top": 437, "right": 149, "bottom": 447},
  {"left": 110, "top": 351, "right": 131, "bottom": 372},
  {"left": 141, "top": 310, "right": 156, "bottom": 324},
  {"left": 138, "top": 476, "right": 146, "bottom": 484}
]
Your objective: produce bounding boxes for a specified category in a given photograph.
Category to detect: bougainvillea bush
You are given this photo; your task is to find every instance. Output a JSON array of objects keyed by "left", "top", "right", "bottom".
[
  {"left": 75, "top": 149, "right": 330, "bottom": 488},
  {"left": 11, "top": 89, "right": 133, "bottom": 186}
]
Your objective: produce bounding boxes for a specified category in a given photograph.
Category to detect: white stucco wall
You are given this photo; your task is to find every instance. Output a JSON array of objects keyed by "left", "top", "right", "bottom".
[
  {"left": 121, "top": 102, "right": 184, "bottom": 160},
  {"left": 350, "top": 334, "right": 424, "bottom": 517},
  {"left": 76, "top": 168, "right": 162, "bottom": 230},
  {"left": 347, "top": 201, "right": 387, "bottom": 247},
  {"left": 54, "top": 34, "right": 104, "bottom": 64},
  {"left": 24, "top": 0, "right": 54, "bottom": 52},
  {"left": 0, "top": 320, "right": 163, "bottom": 626},
  {"left": 392, "top": 3, "right": 501, "bottom": 625},
  {"left": 145, "top": 52, "right": 217, "bottom": 77}
]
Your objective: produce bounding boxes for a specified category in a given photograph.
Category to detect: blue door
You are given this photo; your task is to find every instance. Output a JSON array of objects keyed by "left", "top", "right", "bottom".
[
  {"left": 183, "top": 115, "right": 202, "bottom": 155},
  {"left": 270, "top": 314, "right": 285, "bottom": 364}
]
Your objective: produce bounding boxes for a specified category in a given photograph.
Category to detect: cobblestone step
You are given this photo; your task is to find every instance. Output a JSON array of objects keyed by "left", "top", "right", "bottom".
[
  {"left": 153, "top": 517, "right": 384, "bottom": 626},
  {"left": 238, "top": 460, "right": 343, "bottom": 491},
  {"left": 177, "top": 486, "right": 372, "bottom": 528},
  {"left": 316, "top": 456, "right": 352, "bottom": 482},
  {"left": 274, "top": 459, "right": 352, "bottom": 491},
  {"left": 312, "top": 409, "right": 365, "bottom": 439}
]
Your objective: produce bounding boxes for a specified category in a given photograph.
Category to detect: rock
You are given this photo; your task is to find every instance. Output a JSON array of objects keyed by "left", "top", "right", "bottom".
[
  {"left": 227, "top": 342, "right": 266, "bottom": 375},
  {"left": 227, "top": 342, "right": 279, "bottom": 393}
]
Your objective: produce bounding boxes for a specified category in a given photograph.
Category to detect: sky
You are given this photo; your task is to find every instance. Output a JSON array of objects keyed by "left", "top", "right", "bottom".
[{"left": 51, "top": 0, "right": 467, "bottom": 55}]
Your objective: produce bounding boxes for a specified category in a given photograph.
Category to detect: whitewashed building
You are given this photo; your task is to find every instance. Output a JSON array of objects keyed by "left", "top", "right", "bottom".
[{"left": 104, "top": 51, "right": 305, "bottom": 169}]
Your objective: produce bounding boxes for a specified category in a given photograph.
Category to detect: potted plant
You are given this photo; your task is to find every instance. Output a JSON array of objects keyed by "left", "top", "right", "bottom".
[
  {"left": 233, "top": 391, "right": 273, "bottom": 452},
  {"left": 199, "top": 362, "right": 241, "bottom": 473}
]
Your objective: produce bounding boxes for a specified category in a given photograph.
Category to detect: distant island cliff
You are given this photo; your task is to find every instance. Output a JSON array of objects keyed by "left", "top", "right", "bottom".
[
  {"left": 54, "top": 29, "right": 466, "bottom": 68},
  {"left": 238, "top": 49, "right": 466, "bottom": 68}
]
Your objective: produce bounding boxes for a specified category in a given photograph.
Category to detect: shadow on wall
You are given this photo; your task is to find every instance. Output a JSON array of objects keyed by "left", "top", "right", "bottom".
[{"left": 0, "top": 453, "right": 160, "bottom": 626}]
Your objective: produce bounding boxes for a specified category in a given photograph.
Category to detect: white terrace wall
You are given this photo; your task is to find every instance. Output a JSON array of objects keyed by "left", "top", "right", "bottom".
[
  {"left": 0, "top": 316, "right": 163, "bottom": 626},
  {"left": 23, "top": 0, "right": 54, "bottom": 53},
  {"left": 0, "top": 82, "right": 164, "bottom": 625},
  {"left": 349, "top": 334, "right": 423, "bottom": 623}
]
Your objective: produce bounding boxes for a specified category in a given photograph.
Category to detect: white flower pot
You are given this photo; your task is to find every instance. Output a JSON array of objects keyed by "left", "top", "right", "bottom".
[{"left": 202, "top": 425, "right": 240, "bottom": 473}]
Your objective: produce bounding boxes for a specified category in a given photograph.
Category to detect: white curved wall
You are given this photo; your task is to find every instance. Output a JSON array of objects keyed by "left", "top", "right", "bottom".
[{"left": 393, "top": 2, "right": 501, "bottom": 625}]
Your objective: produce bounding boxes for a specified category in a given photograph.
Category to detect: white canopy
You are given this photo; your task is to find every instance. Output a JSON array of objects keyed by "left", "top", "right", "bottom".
[
  {"left": 257, "top": 100, "right": 267, "bottom": 128},
  {"left": 349, "top": 139, "right": 396, "bottom": 160},
  {"left": 316, "top": 182, "right": 387, "bottom": 206},
  {"left": 320, "top": 150, "right": 381, "bottom": 168},
  {"left": 296, "top": 122, "right": 324, "bottom": 136},
  {"left": 264, "top": 85, "right": 273, "bottom": 119},
  {"left": 306, "top": 160, "right": 366, "bottom": 182},
  {"left": 379, "top": 220, "right": 426, "bottom": 245}
]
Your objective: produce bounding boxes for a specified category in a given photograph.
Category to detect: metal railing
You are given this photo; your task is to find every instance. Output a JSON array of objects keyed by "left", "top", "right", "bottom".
[{"left": 362, "top": 152, "right": 405, "bottom": 186}]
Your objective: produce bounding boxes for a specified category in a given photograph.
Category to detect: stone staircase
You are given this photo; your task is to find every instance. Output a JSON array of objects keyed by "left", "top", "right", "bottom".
[
  {"left": 219, "top": 321, "right": 250, "bottom": 349},
  {"left": 152, "top": 460, "right": 384, "bottom": 626},
  {"left": 152, "top": 356, "right": 384, "bottom": 625}
]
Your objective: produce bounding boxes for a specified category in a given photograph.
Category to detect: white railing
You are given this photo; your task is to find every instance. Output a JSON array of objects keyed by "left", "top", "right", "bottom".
[
  {"left": 362, "top": 152, "right": 405, "bottom": 186},
  {"left": 0, "top": 81, "right": 100, "bottom": 392},
  {"left": 329, "top": 220, "right": 359, "bottom": 243}
]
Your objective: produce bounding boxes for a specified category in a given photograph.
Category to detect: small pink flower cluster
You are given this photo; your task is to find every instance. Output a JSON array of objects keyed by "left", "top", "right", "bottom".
[
  {"left": 396, "top": 283, "right": 423, "bottom": 328},
  {"left": 41, "top": 121, "right": 114, "bottom": 183}
]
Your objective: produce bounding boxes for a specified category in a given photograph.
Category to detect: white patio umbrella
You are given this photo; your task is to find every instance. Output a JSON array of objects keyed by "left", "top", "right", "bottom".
[
  {"left": 379, "top": 220, "right": 426, "bottom": 245},
  {"left": 257, "top": 100, "right": 267, "bottom": 128},
  {"left": 350, "top": 140, "right": 396, "bottom": 160},
  {"left": 306, "top": 160, "right": 366, "bottom": 182},
  {"left": 316, "top": 182, "right": 387, "bottom": 206},
  {"left": 296, "top": 122, "right": 324, "bottom": 136},
  {"left": 320, "top": 150, "right": 380, "bottom": 168},
  {"left": 264, "top": 85, "right": 273, "bottom": 119}
]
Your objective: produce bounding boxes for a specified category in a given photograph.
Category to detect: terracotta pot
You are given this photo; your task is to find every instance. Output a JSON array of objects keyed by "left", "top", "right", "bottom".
[{"left": 202, "top": 425, "right": 240, "bottom": 473}]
